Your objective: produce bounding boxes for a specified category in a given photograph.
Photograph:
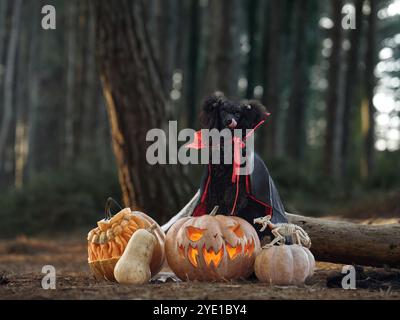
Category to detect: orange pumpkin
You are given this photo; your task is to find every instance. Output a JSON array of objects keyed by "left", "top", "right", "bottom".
[
  {"left": 165, "top": 207, "right": 261, "bottom": 281},
  {"left": 87, "top": 198, "right": 165, "bottom": 281}
]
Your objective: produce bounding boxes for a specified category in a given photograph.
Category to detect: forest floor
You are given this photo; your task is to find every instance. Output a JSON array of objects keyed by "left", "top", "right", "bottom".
[{"left": 1, "top": 234, "right": 400, "bottom": 300}]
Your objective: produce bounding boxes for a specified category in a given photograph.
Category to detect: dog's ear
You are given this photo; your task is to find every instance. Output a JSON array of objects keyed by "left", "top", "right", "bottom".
[
  {"left": 200, "top": 94, "right": 224, "bottom": 128},
  {"left": 241, "top": 100, "right": 268, "bottom": 128},
  {"left": 203, "top": 95, "right": 224, "bottom": 113}
]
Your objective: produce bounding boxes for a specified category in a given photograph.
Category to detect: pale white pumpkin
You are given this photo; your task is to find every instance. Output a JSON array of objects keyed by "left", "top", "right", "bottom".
[{"left": 254, "top": 244, "right": 315, "bottom": 285}]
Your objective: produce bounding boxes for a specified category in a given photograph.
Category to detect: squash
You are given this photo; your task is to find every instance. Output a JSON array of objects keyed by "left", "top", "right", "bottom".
[
  {"left": 165, "top": 206, "right": 261, "bottom": 281},
  {"left": 254, "top": 244, "right": 315, "bottom": 285},
  {"left": 113, "top": 225, "right": 157, "bottom": 284},
  {"left": 87, "top": 198, "right": 165, "bottom": 281}
]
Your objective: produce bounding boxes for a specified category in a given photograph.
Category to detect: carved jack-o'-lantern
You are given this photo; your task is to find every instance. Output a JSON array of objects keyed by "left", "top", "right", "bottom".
[
  {"left": 87, "top": 198, "right": 165, "bottom": 281},
  {"left": 165, "top": 207, "right": 261, "bottom": 281}
]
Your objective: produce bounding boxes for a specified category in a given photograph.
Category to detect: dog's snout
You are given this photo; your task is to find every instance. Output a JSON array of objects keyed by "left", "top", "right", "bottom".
[
  {"left": 226, "top": 118, "right": 237, "bottom": 129},
  {"left": 223, "top": 118, "right": 233, "bottom": 127}
]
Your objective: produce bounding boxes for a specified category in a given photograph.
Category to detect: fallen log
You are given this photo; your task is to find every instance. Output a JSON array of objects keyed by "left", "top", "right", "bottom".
[
  {"left": 162, "top": 192, "right": 400, "bottom": 269},
  {"left": 287, "top": 213, "right": 400, "bottom": 269}
]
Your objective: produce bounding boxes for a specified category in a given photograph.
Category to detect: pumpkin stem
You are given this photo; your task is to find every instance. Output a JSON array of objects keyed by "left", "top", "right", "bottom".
[
  {"left": 209, "top": 206, "right": 219, "bottom": 216},
  {"left": 105, "top": 197, "right": 123, "bottom": 220}
]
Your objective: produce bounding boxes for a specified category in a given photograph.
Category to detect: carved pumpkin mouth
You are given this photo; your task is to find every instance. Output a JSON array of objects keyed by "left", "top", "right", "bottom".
[
  {"left": 226, "top": 243, "right": 242, "bottom": 260},
  {"left": 203, "top": 246, "right": 224, "bottom": 267},
  {"left": 178, "top": 237, "right": 256, "bottom": 268},
  {"left": 188, "top": 245, "right": 200, "bottom": 267}
]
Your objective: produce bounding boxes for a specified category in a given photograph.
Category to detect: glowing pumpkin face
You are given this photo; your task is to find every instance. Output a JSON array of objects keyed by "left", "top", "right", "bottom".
[{"left": 165, "top": 213, "right": 261, "bottom": 281}]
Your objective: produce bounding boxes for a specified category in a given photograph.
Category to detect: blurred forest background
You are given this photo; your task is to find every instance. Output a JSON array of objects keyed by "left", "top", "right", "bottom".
[{"left": 0, "top": 0, "right": 399, "bottom": 237}]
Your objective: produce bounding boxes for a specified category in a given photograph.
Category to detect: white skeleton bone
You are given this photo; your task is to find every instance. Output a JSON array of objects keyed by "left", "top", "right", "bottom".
[{"left": 253, "top": 215, "right": 311, "bottom": 248}]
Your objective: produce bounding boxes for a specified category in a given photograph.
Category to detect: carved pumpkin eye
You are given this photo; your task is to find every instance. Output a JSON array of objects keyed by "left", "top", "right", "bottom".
[
  {"left": 230, "top": 224, "right": 244, "bottom": 238},
  {"left": 186, "top": 226, "right": 205, "bottom": 241}
]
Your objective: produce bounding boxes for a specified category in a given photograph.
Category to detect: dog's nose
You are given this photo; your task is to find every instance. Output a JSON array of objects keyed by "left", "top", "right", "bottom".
[{"left": 227, "top": 118, "right": 237, "bottom": 129}]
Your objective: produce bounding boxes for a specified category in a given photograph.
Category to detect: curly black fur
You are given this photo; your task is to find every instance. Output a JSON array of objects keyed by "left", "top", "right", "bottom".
[{"left": 200, "top": 94, "right": 268, "bottom": 215}]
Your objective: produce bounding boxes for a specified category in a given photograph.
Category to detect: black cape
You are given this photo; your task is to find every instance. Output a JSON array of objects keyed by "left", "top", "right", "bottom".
[{"left": 192, "top": 152, "right": 288, "bottom": 239}]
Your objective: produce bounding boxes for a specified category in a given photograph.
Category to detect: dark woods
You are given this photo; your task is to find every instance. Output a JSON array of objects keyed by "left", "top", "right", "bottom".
[{"left": 0, "top": 0, "right": 399, "bottom": 236}]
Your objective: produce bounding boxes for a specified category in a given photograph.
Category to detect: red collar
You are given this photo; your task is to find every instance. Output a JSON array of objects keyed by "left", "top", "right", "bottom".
[{"left": 185, "top": 112, "right": 270, "bottom": 150}]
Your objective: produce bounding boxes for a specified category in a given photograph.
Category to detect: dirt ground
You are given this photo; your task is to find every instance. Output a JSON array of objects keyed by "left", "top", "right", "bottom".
[{"left": 0, "top": 235, "right": 399, "bottom": 300}]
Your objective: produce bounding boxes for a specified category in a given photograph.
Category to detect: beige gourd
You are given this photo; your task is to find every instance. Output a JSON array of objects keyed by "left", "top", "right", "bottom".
[{"left": 113, "top": 225, "right": 157, "bottom": 284}]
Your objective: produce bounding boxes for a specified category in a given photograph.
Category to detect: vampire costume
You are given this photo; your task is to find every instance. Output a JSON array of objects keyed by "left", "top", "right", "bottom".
[{"left": 186, "top": 119, "right": 289, "bottom": 240}]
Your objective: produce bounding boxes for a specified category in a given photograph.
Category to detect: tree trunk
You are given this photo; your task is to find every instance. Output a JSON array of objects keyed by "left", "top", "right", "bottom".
[
  {"left": 94, "top": 0, "right": 192, "bottom": 221},
  {"left": 173, "top": 0, "right": 186, "bottom": 73},
  {"left": 0, "top": 0, "right": 22, "bottom": 169},
  {"left": 262, "top": 0, "right": 282, "bottom": 156},
  {"left": 14, "top": 3, "right": 30, "bottom": 189},
  {"left": 324, "top": 0, "right": 344, "bottom": 178},
  {"left": 245, "top": 0, "right": 259, "bottom": 99},
  {"left": 26, "top": 0, "right": 40, "bottom": 179},
  {"left": 0, "top": 0, "right": 8, "bottom": 75},
  {"left": 363, "top": 0, "right": 377, "bottom": 178},
  {"left": 264, "top": 0, "right": 296, "bottom": 159},
  {"left": 154, "top": 0, "right": 177, "bottom": 95},
  {"left": 286, "top": 0, "right": 309, "bottom": 161},
  {"left": 186, "top": 0, "right": 201, "bottom": 129},
  {"left": 71, "top": 1, "right": 88, "bottom": 158},
  {"left": 341, "top": 0, "right": 364, "bottom": 181},
  {"left": 65, "top": 0, "right": 77, "bottom": 162},
  {"left": 288, "top": 213, "right": 400, "bottom": 269},
  {"left": 70, "top": 0, "right": 95, "bottom": 157},
  {"left": 0, "top": 0, "right": 9, "bottom": 186},
  {"left": 204, "top": 0, "right": 240, "bottom": 98},
  {"left": 81, "top": 0, "right": 98, "bottom": 153}
]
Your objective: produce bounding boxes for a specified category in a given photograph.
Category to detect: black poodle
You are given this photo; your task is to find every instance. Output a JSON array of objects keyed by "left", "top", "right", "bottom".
[{"left": 189, "top": 94, "right": 288, "bottom": 239}]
